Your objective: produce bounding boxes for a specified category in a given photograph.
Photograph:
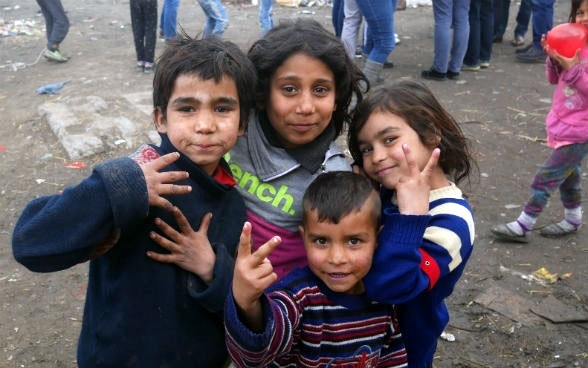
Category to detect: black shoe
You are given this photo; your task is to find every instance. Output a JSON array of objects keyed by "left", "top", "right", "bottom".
[
  {"left": 492, "top": 35, "right": 503, "bottom": 43},
  {"left": 516, "top": 46, "right": 547, "bottom": 63},
  {"left": 515, "top": 44, "right": 533, "bottom": 54},
  {"left": 383, "top": 61, "right": 394, "bottom": 69},
  {"left": 447, "top": 70, "right": 460, "bottom": 80},
  {"left": 421, "top": 68, "right": 447, "bottom": 81}
]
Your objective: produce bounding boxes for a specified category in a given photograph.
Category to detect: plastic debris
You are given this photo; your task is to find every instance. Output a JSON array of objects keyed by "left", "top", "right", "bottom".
[
  {"left": 36, "top": 80, "right": 70, "bottom": 95},
  {"left": 64, "top": 161, "right": 86, "bottom": 169},
  {"left": 532, "top": 267, "right": 560, "bottom": 284},
  {"left": 440, "top": 330, "right": 455, "bottom": 342}
]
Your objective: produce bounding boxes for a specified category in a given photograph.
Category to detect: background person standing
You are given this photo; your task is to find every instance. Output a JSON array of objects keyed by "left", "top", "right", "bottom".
[{"left": 36, "top": 0, "right": 70, "bottom": 62}]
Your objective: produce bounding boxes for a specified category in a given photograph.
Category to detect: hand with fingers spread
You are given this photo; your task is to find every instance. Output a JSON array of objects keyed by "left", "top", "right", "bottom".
[
  {"left": 396, "top": 144, "right": 441, "bottom": 215},
  {"left": 232, "top": 222, "right": 281, "bottom": 332},
  {"left": 147, "top": 207, "right": 216, "bottom": 284},
  {"left": 140, "top": 152, "right": 192, "bottom": 211}
]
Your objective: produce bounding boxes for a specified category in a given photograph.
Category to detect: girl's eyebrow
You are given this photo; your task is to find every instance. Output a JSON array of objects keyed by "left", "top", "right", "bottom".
[{"left": 274, "top": 75, "right": 335, "bottom": 85}]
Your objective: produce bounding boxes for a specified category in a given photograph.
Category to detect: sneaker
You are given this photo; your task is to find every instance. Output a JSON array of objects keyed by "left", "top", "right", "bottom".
[
  {"left": 43, "top": 48, "right": 68, "bottom": 62},
  {"left": 355, "top": 46, "right": 363, "bottom": 59},
  {"left": 144, "top": 62, "right": 154, "bottom": 73},
  {"left": 480, "top": 61, "right": 490, "bottom": 69},
  {"left": 421, "top": 68, "right": 447, "bottom": 81},
  {"left": 446, "top": 70, "right": 460, "bottom": 80},
  {"left": 136, "top": 61, "right": 145, "bottom": 71},
  {"left": 461, "top": 64, "right": 480, "bottom": 72},
  {"left": 515, "top": 44, "right": 533, "bottom": 54},
  {"left": 516, "top": 46, "right": 547, "bottom": 63},
  {"left": 395, "top": 33, "right": 401, "bottom": 45},
  {"left": 511, "top": 35, "right": 525, "bottom": 46},
  {"left": 383, "top": 61, "right": 394, "bottom": 69},
  {"left": 493, "top": 35, "right": 503, "bottom": 43}
]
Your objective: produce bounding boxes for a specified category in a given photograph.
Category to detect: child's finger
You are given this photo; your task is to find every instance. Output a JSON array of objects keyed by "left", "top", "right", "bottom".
[
  {"left": 154, "top": 216, "right": 182, "bottom": 243},
  {"left": 236, "top": 222, "right": 253, "bottom": 261},
  {"left": 252, "top": 235, "right": 281, "bottom": 265},
  {"left": 160, "top": 170, "right": 190, "bottom": 185},
  {"left": 422, "top": 148, "right": 440, "bottom": 178},
  {"left": 160, "top": 183, "right": 192, "bottom": 196},
  {"left": 401, "top": 143, "right": 419, "bottom": 175},
  {"left": 147, "top": 152, "right": 181, "bottom": 171},
  {"left": 169, "top": 206, "right": 195, "bottom": 234},
  {"left": 196, "top": 212, "right": 212, "bottom": 236}
]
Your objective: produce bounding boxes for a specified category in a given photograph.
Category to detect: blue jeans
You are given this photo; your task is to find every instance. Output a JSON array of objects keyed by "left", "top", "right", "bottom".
[
  {"left": 464, "top": 0, "right": 493, "bottom": 65},
  {"left": 492, "top": 0, "right": 509, "bottom": 38},
  {"left": 197, "top": 0, "right": 228, "bottom": 37},
  {"left": 35, "top": 0, "right": 70, "bottom": 50},
  {"left": 259, "top": 0, "right": 273, "bottom": 35},
  {"left": 514, "top": 0, "right": 531, "bottom": 38},
  {"left": 332, "top": 0, "right": 345, "bottom": 37},
  {"left": 524, "top": 142, "right": 588, "bottom": 217},
  {"left": 341, "top": 0, "right": 362, "bottom": 58},
  {"left": 356, "top": 0, "right": 396, "bottom": 64},
  {"left": 432, "top": 0, "right": 470, "bottom": 73},
  {"left": 160, "top": 0, "right": 179, "bottom": 40},
  {"left": 531, "top": 0, "right": 554, "bottom": 48}
]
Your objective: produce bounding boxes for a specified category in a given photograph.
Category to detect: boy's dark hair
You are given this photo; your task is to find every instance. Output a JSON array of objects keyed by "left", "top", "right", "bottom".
[
  {"left": 348, "top": 79, "right": 477, "bottom": 186},
  {"left": 248, "top": 18, "right": 368, "bottom": 137},
  {"left": 302, "top": 171, "right": 380, "bottom": 226},
  {"left": 153, "top": 34, "right": 257, "bottom": 130}
]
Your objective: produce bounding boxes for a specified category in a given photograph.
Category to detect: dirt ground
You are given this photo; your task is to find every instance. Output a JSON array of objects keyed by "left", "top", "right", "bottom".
[{"left": 1, "top": 0, "right": 587, "bottom": 367}]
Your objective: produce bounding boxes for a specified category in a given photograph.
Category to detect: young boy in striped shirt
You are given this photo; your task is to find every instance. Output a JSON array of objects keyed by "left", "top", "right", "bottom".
[{"left": 225, "top": 171, "right": 408, "bottom": 368}]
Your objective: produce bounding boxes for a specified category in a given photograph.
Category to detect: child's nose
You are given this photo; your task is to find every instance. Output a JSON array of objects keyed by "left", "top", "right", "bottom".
[
  {"left": 194, "top": 112, "right": 215, "bottom": 133},
  {"left": 296, "top": 93, "right": 316, "bottom": 114}
]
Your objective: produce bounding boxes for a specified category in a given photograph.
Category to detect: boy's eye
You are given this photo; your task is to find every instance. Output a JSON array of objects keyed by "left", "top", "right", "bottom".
[
  {"left": 178, "top": 106, "right": 195, "bottom": 113},
  {"left": 215, "top": 105, "right": 235, "bottom": 113},
  {"left": 348, "top": 238, "right": 361, "bottom": 246},
  {"left": 311, "top": 237, "right": 328, "bottom": 247}
]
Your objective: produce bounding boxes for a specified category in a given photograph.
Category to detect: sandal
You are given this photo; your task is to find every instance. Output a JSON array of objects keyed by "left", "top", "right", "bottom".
[
  {"left": 539, "top": 221, "right": 579, "bottom": 238},
  {"left": 491, "top": 224, "right": 528, "bottom": 243}
]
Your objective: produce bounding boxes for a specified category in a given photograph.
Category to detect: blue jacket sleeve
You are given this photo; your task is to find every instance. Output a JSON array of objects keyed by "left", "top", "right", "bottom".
[
  {"left": 12, "top": 157, "right": 148, "bottom": 272},
  {"left": 364, "top": 212, "right": 432, "bottom": 304}
]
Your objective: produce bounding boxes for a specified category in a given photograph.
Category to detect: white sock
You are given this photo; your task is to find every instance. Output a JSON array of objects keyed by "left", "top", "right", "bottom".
[
  {"left": 505, "top": 221, "right": 524, "bottom": 236},
  {"left": 515, "top": 211, "right": 537, "bottom": 233},
  {"left": 564, "top": 207, "right": 583, "bottom": 227}
]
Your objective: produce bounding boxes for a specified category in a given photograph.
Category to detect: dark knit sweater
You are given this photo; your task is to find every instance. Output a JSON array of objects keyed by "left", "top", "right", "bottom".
[{"left": 12, "top": 134, "right": 246, "bottom": 368}]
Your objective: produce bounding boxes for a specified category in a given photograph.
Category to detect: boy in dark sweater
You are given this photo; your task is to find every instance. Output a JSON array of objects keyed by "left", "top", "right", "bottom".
[{"left": 11, "top": 35, "right": 257, "bottom": 368}]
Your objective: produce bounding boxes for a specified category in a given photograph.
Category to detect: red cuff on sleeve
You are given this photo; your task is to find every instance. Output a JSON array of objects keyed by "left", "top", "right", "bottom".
[{"left": 419, "top": 248, "right": 440, "bottom": 290}]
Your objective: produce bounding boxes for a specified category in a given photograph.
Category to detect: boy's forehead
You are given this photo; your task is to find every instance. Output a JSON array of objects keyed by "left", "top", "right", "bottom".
[{"left": 170, "top": 74, "right": 239, "bottom": 100}]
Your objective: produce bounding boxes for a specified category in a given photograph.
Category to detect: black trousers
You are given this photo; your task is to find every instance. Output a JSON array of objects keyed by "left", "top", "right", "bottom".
[{"left": 130, "top": 0, "right": 158, "bottom": 63}]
